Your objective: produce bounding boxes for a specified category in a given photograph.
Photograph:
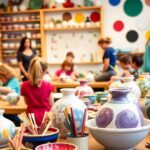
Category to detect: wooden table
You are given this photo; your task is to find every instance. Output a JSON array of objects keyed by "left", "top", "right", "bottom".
[
  {"left": 1, "top": 98, "right": 149, "bottom": 149},
  {"left": 58, "top": 132, "right": 150, "bottom": 150},
  {"left": 5, "top": 133, "right": 150, "bottom": 150},
  {"left": 0, "top": 97, "right": 27, "bottom": 114},
  {"left": 52, "top": 81, "right": 109, "bottom": 92}
]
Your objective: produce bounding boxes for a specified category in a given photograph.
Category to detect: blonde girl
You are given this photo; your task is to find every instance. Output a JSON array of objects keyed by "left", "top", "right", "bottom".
[{"left": 21, "top": 57, "right": 54, "bottom": 126}]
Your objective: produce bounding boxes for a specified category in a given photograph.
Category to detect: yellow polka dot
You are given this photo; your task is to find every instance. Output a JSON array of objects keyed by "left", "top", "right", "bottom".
[
  {"left": 145, "top": 30, "right": 150, "bottom": 40},
  {"left": 2, "top": 129, "right": 10, "bottom": 138}
]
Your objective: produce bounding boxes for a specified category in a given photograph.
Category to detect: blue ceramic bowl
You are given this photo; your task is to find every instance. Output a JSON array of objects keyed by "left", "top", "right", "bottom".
[
  {"left": 83, "top": 95, "right": 97, "bottom": 104},
  {"left": 22, "top": 127, "right": 59, "bottom": 149}
]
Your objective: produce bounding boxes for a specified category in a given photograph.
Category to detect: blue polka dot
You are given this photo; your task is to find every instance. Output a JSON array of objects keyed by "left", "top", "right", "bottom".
[{"left": 109, "top": 0, "right": 121, "bottom": 6}]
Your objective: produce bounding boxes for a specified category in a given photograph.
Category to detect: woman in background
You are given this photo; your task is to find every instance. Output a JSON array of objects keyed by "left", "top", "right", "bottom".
[
  {"left": 21, "top": 57, "right": 54, "bottom": 126},
  {"left": 94, "top": 37, "right": 117, "bottom": 81},
  {"left": 17, "top": 37, "right": 36, "bottom": 81},
  {"left": 142, "top": 37, "right": 150, "bottom": 73}
]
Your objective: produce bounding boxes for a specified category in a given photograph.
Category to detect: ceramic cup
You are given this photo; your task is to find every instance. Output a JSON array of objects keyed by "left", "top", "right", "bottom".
[
  {"left": 67, "top": 133, "right": 89, "bottom": 150},
  {"left": 96, "top": 91, "right": 108, "bottom": 103}
]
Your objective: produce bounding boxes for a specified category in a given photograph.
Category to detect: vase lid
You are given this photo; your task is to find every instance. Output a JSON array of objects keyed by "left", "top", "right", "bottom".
[
  {"left": 109, "top": 87, "right": 130, "bottom": 101},
  {"left": 60, "top": 88, "right": 76, "bottom": 94}
]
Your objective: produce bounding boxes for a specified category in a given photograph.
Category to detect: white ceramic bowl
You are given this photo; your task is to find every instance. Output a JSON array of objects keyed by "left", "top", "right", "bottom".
[{"left": 86, "top": 118, "right": 150, "bottom": 150}]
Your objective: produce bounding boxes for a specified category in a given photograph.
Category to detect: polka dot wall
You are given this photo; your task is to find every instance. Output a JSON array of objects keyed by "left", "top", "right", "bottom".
[{"left": 103, "top": 0, "right": 150, "bottom": 52}]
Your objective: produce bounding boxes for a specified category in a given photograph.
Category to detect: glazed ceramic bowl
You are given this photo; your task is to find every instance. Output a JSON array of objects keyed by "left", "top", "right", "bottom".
[
  {"left": 83, "top": 94, "right": 96, "bottom": 104},
  {"left": 35, "top": 142, "right": 77, "bottom": 150},
  {"left": 5, "top": 148, "right": 31, "bottom": 150},
  {"left": 22, "top": 127, "right": 59, "bottom": 149},
  {"left": 86, "top": 118, "right": 150, "bottom": 150},
  {"left": 6, "top": 92, "right": 19, "bottom": 105},
  {"left": 95, "top": 91, "right": 108, "bottom": 103}
]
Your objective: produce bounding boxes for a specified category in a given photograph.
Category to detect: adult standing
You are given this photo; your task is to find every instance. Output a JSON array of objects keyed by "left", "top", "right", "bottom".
[
  {"left": 17, "top": 37, "right": 36, "bottom": 81},
  {"left": 94, "top": 37, "right": 117, "bottom": 81},
  {"left": 142, "top": 37, "right": 150, "bottom": 73}
]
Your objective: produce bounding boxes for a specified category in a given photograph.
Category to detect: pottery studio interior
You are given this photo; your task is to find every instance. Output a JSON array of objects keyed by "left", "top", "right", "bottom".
[{"left": 0, "top": 0, "right": 150, "bottom": 150}]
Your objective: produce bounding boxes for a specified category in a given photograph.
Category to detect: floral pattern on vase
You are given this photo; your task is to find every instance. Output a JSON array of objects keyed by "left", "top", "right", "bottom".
[
  {"left": 51, "top": 88, "right": 87, "bottom": 138},
  {"left": 75, "top": 80, "right": 94, "bottom": 97},
  {"left": 0, "top": 109, "right": 16, "bottom": 147},
  {"left": 96, "top": 88, "right": 144, "bottom": 128}
]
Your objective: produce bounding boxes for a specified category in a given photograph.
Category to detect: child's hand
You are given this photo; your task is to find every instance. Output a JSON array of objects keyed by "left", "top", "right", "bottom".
[{"left": 124, "top": 70, "right": 131, "bottom": 76}]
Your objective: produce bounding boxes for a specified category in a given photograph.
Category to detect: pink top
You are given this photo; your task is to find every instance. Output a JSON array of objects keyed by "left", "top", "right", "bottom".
[
  {"left": 55, "top": 68, "right": 73, "bottom": 77},
  {"left": 21, "top": 80, "right": 54, "bottom": 126}
]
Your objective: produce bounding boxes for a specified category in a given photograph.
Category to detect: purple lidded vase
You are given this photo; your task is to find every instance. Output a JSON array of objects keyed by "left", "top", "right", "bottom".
[{"left": 96, "top": 88, "right": 144, "bottom": 129}]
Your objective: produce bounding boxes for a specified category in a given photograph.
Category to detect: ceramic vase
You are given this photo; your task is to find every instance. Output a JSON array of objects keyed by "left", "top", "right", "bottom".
[
  {"left": 144, "top": 95, "right": 150, "bottom": 119},
  {"left": 123, "top": 76, "right": 141, "bottom": 100},
  {"left": 75, "top": 80, "right": 94, "bottom": 97},
  {"left": 96, "top": 88, "right": 144, "bottom": 128},
  {"left": 63, "top": 0, "right": 74, "bottom": 7},
  {"left": 6, "top": 91, "right": 19, "bottom": 105},
  {"left": 84, "top": 0, "right": 94, "bottom": 6},
  {"left": 137, "top": 74, "right": 150, "bottom": 98},
  {"left": 51, "top": 88, "right": 87, "bottom": 138},
  {"left": 0, "top": 109, "right": 16, "bottom": 148},
  {"left": 109, "top": 76, "right": 123, "bottom": 90}
]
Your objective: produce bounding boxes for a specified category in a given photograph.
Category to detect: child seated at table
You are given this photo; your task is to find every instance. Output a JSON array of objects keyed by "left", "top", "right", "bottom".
[
  {"left": 21, "top": 56, "right": 54, "bottom": 126},
  {"left": 131, "top": 55, "right": 143, "bottom": 80},
  {"left": 118, "top": 54, "right": 133, "bottom": 77},
  {"left": 65, "top": 51, "right": 79, "bottom": 78},
  {"left": 0, "top": 63, "right": 20, "bottom": 95},
  {"left": 0, "top": 63, "right": 21, "bottom": 126},
  {"left": 54, "top": 60, "right": 77, "bottom": 81}
]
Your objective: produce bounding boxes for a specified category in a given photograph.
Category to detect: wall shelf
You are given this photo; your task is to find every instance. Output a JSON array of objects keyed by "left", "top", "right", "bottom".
[
  {"left": 1, "top": 38, "right": 40, "bottom": 41},
  {"left": 44, "top": 26, "right": 100, "bottom": 31},
  {"left": 1, "top": 28, "right": 40, "bottom": 32},
  {"left": 42, "top": 6, "right": 101, "bottom": 12},
  {"left": 0, "top": 6, "right": 103, "bottom": 66},
  {"left": 0, "top": 20, "right": 40, "bottom": 23}
]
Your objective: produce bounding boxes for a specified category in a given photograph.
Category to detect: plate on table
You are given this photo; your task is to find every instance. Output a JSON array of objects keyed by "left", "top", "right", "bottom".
[
  {"left": 29, "top": 0, "right": 42, "bottom": 9},
  {"left": 74, "top": 13, "right": 85, "bottom": 23},
  {"left": 62, "top": 12, "right": 72, "bottom": 21},
  {"left": 90, "top": 11, "right": 100, "bottom": 22}
]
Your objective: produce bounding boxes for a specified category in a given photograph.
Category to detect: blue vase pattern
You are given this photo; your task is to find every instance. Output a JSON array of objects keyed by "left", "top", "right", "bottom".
[{"left": 0, "top": 110, "right": 16, "bottom": 147}]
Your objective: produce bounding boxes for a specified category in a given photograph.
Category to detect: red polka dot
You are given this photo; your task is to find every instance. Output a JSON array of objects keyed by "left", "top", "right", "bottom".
[{"left": 113, "top": 20, "right": 124, "bottom": 31}]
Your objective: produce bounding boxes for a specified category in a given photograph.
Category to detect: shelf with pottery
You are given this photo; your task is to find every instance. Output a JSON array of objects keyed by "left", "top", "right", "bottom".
[
  {"left": 44, "top": 26, "right": 100, "bottom": 31},
  {"left": 0, "top": 9, "right": 41, "bottom": 64},
  {"left": 0, "top": 9, "right": 40, "bottom": 14},
  {"left": 0, "top": 20, "right": 40, "bottom": 24},
  {"left": 1, "top": 46, "right": 41, "bottom": 50},
  {"left": 1, "top": 37, "right": 41, "bottom": 41},
  {"left": 42, "top": 6, "right": 101, "bottom": 12},
  {"left": 48, "top": 61, "right": 102, "bottom": 65},
  {"left": 1, "top": 28, "right": 40, "bottom": 32},
  {"left": 42, "top": 6, "right": 102, "bottom": 65},
  {"left": 0, "top": 6, "right": 103, "bottom": 65}
]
